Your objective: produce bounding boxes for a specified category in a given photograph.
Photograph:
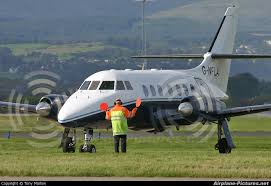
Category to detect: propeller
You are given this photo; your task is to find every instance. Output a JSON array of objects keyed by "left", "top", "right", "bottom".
[
  {"left": 35, "top": 102, "right": 51, "bottom": 117},
  {"left": 178, "top": 102, "right": 193, "bottom": 117}
]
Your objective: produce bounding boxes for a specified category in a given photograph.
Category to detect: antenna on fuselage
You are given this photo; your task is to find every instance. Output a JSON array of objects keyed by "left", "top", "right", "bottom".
[
  {"left": 141, "top": 63, "right": 145, "bottom": 70},
  {"left": 135, "top": 0, "right": 155, "bottom": 70}
]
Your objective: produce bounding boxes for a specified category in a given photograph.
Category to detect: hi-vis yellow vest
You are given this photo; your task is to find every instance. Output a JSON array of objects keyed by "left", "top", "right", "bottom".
[{"left": 111, "top": 110, "right": 128, "bottom": 136}]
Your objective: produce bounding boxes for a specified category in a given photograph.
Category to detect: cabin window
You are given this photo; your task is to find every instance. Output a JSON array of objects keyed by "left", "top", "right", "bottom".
[
  {"left": 190, "top": 84, "right": 195, "bottom": 92},
  {"left": 79, "top": 81, "right": 91, "bottom": 90},
  {"left": 157, "top": 85, "right": 163, "bottom": 96},
  {"left": 116, "top": 81, "right": 125, "bottom": 90},
  {"left": 183, "top": 84, "right": 189, "bottom": 96},
  {"left": 124, "top": 81, "right": 133, "bottom": 90},
  {"left": 89, "top": 81, "right": 100, "bottom": 90},
  {"left": 167, "top": 85, "right": 173, "bottom": 96},
  {"left": 99, "top": 81, "right": 115, "bottom": 90},
  {"left": 150, "top": 85, "right": 156, "bottom": 96},
  {"left": 176, "top": 84, "right": 182, "bottom": 96},
  {"left": 142, "top": 85, "right": 149, "bottom": 97}
]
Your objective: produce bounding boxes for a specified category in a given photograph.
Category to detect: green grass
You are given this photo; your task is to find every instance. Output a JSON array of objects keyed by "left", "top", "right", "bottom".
[
  {"left": 179, "top": 115, "right": 271, "bottom": 132},
  {"left": 0, "top": 115, "right": 62, "bottom": 132},
  {"left": 0, "top": 43, "right": 49, "bottom": 56},
  {"left": 149, "top": 0, "right": 271, "bottom": 24},
  {"left": 1, "top": 115, "right": 271, "bottom": 178},
  {"left": 0, "top": 136, "right": 271, "bottom": 178},
  {"left": 0, "top": 42, "right": 125, "bottom": 60},
  {"left": 229, "top": 115, "right": 271, "bottom": 132},
  {"left": 2, "top": 114, "right": 271, "bottom": 133}
]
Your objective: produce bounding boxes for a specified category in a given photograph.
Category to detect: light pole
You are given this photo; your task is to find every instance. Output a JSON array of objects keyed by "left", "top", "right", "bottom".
[{"left": 135, "top": 0, "right": 154, "bottom": 69}]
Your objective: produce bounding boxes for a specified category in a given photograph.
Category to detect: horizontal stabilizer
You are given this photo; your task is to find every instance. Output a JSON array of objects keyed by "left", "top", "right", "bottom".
[
  {"left": 211, "top": 54, "right": 271, "bottom": 59},
  {"left": 132, "top": 53, "right": 271, "bottom": 60},
  {"left": 131, "top": 54, "right": 204, "bottom": 59}
]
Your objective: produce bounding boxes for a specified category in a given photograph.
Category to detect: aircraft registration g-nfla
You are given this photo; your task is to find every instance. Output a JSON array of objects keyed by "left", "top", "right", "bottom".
[{"left": 1, "top": 5, "right": 271, "bottom": 154}]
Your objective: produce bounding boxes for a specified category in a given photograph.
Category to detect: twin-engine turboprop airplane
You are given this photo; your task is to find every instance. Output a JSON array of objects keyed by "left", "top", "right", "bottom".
[{"left": 1, "top": 5, "right": 271, "bottom": 154}]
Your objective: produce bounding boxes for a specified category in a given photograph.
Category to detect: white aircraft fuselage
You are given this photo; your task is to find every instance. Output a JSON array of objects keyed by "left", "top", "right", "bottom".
[{"left": 57, "top": 67, "right": 227, "bottom": 132}]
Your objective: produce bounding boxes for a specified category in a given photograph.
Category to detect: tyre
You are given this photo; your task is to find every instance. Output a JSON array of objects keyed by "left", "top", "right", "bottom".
[
  {"left": 70, "top": 146, "right": 75, "bottom": 153},
  {"left": 218, "top": 138, "right": 231, "bottom": 154},
  {"left": 79, "top": 144, "right": 84, "bottom": 153},
  {"left": 79, "top": 144, "right": 96, "bottom": 153},
  {"left": 63, "top": 137, "right": 74, "bottom": 153},
  {"left": 89, "top": 144, "right": 96, "bottom": 153}
]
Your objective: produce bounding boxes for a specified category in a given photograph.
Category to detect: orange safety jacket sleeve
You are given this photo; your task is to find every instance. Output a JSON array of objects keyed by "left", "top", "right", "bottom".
[
  {"left": 123, "top": 107, "right": 137, "bottom": 119},
  {"left": 106, "top": 106, "right": 138, "bottom": 120},
  {"left": 131, "top": 107, "right": 138, "bottom": 118},
  {"left": 105, "top": 110, "right": 111, "bottom": 120}
]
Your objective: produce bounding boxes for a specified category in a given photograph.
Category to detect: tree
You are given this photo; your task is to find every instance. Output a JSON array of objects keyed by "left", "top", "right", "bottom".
[{"left": 227, "top": 73, "right": 260, "bottom": 106}]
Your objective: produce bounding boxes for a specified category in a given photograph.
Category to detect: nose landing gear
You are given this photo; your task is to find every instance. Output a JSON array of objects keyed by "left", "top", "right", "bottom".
[
  {"left": 60, "top": 128, "right": 76, "bottom": 153},
  {"left": 79, "top": 129, "right": 96, "bottom": 153},
  {"left": 60, "top": 128, "right": 96, "bottom": 153}
]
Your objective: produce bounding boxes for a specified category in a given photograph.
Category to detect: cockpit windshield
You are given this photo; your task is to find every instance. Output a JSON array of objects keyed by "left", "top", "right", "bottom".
[
  {"left": 89, "top": 81, "right": 100, "bottom": 90},
  {"left": 80, "top": 80, "right": 133, "bottom": 91},
  {"left": 99, "top": 81, "right": 115, "bottom": 90},
  {"left": 79, "top": 81, "right": 91, "bottom": 90}
]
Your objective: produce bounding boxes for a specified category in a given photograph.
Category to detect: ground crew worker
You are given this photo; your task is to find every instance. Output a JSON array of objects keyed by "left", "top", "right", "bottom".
[{"left": 105, "top": 98, "right": 138, "bottom": 153}]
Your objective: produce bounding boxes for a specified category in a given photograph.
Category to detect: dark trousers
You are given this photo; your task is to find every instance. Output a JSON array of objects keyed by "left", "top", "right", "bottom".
[{"left": 114, "top": 135, "right": 127, "bottom": 153}]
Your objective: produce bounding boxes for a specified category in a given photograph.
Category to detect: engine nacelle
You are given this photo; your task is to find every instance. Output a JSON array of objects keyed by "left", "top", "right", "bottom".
[
  {"left": 178, "top": 96, "right": 202, "bottom": 123},
  {"left": 36, "top": 94, "right": 68, "bottom": 119},
  {"left": 178, "top": 96, "right": 226, "bottom": 123}
]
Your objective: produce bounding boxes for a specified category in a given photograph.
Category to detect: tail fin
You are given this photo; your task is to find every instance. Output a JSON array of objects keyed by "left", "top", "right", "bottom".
[{"left": 194, "top": 6, "right": 239, "bottom": 93}]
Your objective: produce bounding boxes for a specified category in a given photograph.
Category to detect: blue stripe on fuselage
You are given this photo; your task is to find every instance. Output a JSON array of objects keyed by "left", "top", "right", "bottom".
[
  {"left": 59, "top": 98, "right": 183, "bottom": 128},
  {"left": 58, "top": 98, "right": 182, "bottom": 124}
]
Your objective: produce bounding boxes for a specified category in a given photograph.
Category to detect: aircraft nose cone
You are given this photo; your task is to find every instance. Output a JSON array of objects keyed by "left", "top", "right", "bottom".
[
  {"left": 178, "top": 102, "right": 193, "bottom": 116},
  {"left": 57, "top": 97, "right": 85, "bottom": 124},
  {"left": 57, "top": 104, "right": 73, "bottom": 124}
]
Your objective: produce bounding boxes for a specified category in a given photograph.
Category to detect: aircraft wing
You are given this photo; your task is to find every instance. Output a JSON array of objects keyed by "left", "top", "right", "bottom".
[
  {"left": 216, "top": 104, "right": 271, "bottom": 118},
  {"left": 0, "top": 101, "right": 37, "bottom": 113}
]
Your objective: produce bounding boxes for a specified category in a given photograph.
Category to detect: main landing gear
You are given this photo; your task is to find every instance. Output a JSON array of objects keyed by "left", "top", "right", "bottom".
[
  {"left": 215, "top": 118, "right": 236, "bottom": 154},
  {"left": 59, "top": 128, "right": 96, "bottom": 153},
  {"left": 60, "top": 128, "right": 76, "bottom": 153}
]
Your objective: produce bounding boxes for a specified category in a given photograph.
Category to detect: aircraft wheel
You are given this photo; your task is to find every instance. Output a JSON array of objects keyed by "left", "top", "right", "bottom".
[
  {"left": 79, "top": 144, "right": 96, "bottom": 153},
  {"left": 79, "top": 145, "right": 84, "bottom": 153},
  {"left": 63, "top": 137, "right": 75, "bottom": 153},
  {"left": 216, "top": 138, "right": 231, "bottom": 154},
  {"left": 88, "top": 144, "right": 96, "bottom": 153}
]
